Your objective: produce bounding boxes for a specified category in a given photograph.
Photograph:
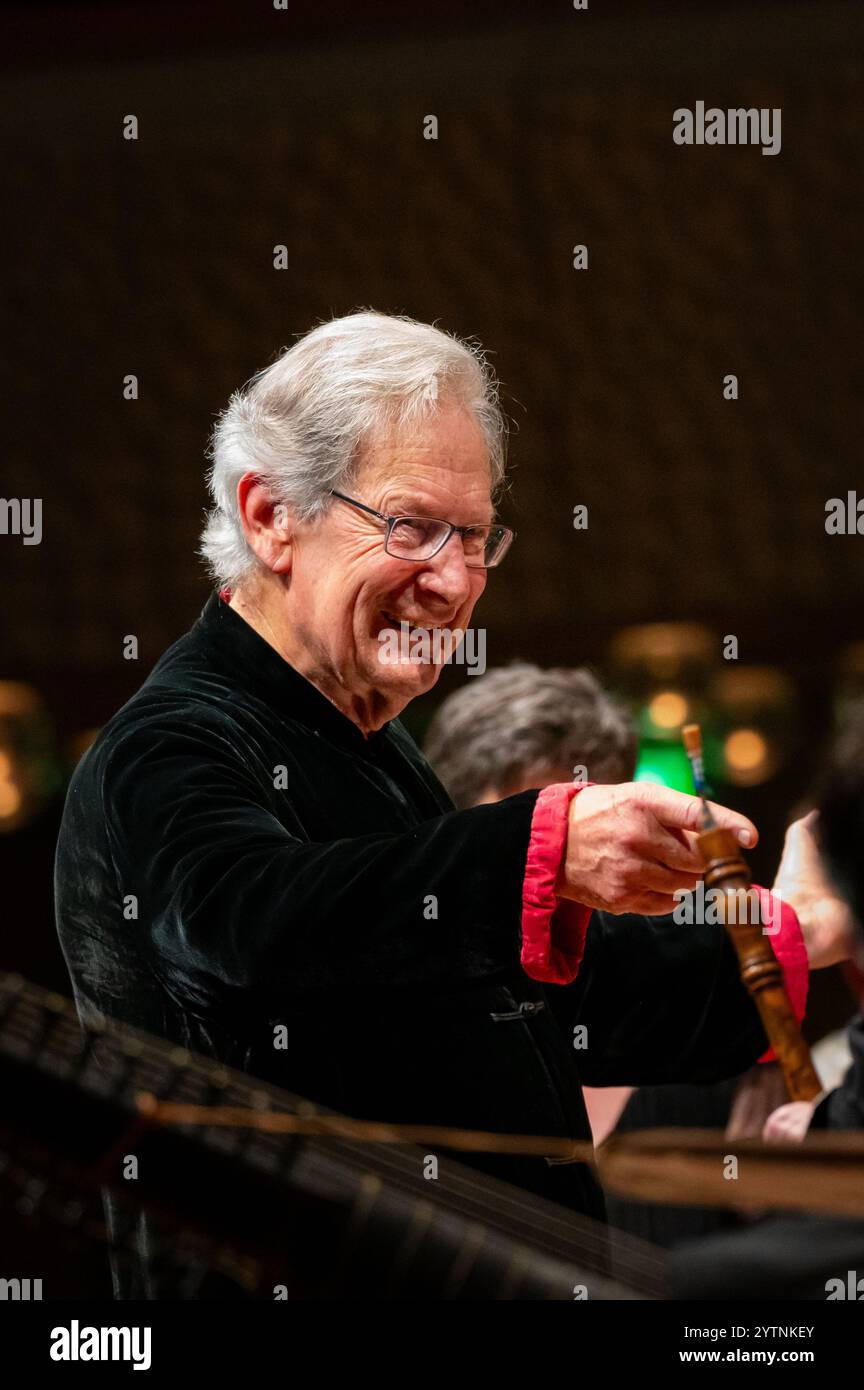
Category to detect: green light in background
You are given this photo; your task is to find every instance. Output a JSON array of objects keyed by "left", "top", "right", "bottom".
[
  {"left": 635, "top": 732, "right": 724, "bottom": 795},
  {"left": 634, "top": 741, "right": 698, "bottom": 794}
]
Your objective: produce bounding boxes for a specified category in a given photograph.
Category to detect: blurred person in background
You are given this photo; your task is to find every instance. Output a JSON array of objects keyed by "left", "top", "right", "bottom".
[{"left": 425, "top": 662, "right": 639, "bottom": 807}]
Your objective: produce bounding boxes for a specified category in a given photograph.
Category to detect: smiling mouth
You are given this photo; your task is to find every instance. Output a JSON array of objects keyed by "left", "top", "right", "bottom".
[{"left": 381, "top": 611, "right": 446, "bottom": 634}]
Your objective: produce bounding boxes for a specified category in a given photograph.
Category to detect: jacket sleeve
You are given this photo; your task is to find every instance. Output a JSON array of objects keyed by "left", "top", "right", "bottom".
[
  {"left": 101, "top": 718, "right": 539, "bottom": 1001},
  {"left": 544, "top": 909, "right": 776, "bottom": 1087},
  {"left": 810, "top": 1015, "right": 864, "bottom": 1130}
]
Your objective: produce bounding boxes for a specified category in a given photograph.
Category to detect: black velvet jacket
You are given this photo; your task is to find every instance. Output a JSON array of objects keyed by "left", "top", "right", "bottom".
[{"left": 55, "top": 592, "right": 770, "bottom": 1234}]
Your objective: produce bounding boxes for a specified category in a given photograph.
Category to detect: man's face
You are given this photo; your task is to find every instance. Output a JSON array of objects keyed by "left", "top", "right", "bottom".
[{"left": 284, "top": 404, "right": 492, "bottom": 716}]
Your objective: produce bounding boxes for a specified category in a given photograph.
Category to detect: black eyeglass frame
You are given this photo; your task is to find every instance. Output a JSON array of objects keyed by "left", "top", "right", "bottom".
[{"left": 328, "top": 490, "right": 515, "bottom": 569}]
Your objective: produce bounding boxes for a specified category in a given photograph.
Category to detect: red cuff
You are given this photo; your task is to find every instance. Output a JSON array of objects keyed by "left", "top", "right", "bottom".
[
  {"left": 521, "top": 782, "right": 593, "bottom": 984},
  {"left": 519, "top": 790, "right": 812, "bottom": 1041},
  {"left": 753, "top": 885, "right": 809, "bottom": 1063}
]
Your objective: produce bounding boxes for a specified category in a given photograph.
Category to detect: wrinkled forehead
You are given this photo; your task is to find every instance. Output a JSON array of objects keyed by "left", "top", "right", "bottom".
[{"left": 353, "top": 406, "right": 494, "bottom": 522}]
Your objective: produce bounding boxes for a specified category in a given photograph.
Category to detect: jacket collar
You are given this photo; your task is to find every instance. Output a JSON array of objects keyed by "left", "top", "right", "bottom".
[{"left": 192, "top": 591, "right": 392, "bottom": 753}]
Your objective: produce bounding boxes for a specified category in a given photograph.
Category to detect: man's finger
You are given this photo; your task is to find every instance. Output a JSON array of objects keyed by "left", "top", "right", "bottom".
[
  {"left": 667, "top": 826, "right": 701, "bottom": 853},
  {"left": 636, "top": 783, "right": 759, "bottom": 849},
  {"left": 650, "top": 827, "right": 704, "bottom": 874},
  {"left": 637, "top": 862, "right": 703, "bottom": 896},
  {"left": 701, "top": 798, "right": 758, "bottom": 848}
]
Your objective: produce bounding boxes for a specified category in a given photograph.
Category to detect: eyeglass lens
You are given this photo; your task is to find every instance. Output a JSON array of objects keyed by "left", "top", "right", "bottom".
[{"left": 387, "top": 518, "right": 505, "bottom": 566}]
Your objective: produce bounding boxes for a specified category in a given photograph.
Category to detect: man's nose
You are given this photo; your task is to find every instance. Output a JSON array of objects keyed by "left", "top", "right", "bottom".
[{"left": 417, "top": 531, "right": 475, "bottom": 605}]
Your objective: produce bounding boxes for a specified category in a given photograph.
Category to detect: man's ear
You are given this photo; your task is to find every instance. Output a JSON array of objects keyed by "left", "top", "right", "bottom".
[{"left": 236, "top": 474, "right": 294, "bottom": 574}]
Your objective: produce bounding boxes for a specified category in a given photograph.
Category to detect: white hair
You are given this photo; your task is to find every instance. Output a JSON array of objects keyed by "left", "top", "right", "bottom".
[{"left": 199, "top": 309, "right": 509, "bottom": 589}]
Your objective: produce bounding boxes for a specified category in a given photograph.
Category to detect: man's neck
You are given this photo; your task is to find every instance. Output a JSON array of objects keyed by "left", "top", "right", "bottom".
[{"left": 227, "top": 585, "right": 394, "bottom": 738}]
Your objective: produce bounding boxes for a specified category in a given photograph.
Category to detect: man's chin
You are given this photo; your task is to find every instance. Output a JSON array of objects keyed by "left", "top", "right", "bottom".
[
  {"left": 383, "top": 661, "right": 443, "bottom": 693},
  {"left": 370, "top": 657, "right": 443, "bottom": 703}
]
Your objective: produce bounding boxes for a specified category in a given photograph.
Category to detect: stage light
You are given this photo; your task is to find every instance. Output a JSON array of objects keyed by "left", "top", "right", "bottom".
[
  {"left": 723, "top": 727, "right": 775, "bottom": 786},
  {"left": 648, "top": 690, "right": 689, "bottom": 731},
  {"left": 608, "top": 622, "right": 724, "bottom": 793},
  {"left": 609, "top": 623, "right": 715, "bottom": 683},
  {"left": 0, "top": 748, "right": 22, "bottom": 820},
  {"left": 0, "top": 681, "right": 61, "bottom": 832},
  {"left": 711, "top": 667, "right": 792, "bottom": 785}
]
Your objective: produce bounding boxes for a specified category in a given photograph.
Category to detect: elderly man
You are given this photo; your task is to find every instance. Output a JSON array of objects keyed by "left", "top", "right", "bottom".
[{"left": 55, "top": 311, "right": 849, "bottom": 1292}]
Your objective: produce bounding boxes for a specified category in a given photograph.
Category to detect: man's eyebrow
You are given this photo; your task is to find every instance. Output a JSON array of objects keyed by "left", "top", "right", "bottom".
[
  {"left": 386, "top": 494, "right": 440, "bottom": 516},
  {"left": 388, "top": 496, "right": 496, "bottom": 525},
  {"left": 386, "top": 496, "right": 427, "bottom": 514}
]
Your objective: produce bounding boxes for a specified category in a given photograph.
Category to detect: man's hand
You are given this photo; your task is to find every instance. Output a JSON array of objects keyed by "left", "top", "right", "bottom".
[
  {"left": 772, "top": 811, "right": 857, "bottom": 969},
  {"left": 762, "top": 1099, "right": 816, "bottom": 1143},
  {"left": 555, "top": 782, "right": 758, "bottom": 916}
]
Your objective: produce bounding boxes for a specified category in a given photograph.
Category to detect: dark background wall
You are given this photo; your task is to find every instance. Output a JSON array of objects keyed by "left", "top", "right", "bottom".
[{"left": 0, "top": 1, "right": 862, "bottom": 1028}]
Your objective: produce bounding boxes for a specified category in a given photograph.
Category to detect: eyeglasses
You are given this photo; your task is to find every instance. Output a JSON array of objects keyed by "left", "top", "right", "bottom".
[{"left": 329, "top": 490, "right": 515, "bottom": 568}]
